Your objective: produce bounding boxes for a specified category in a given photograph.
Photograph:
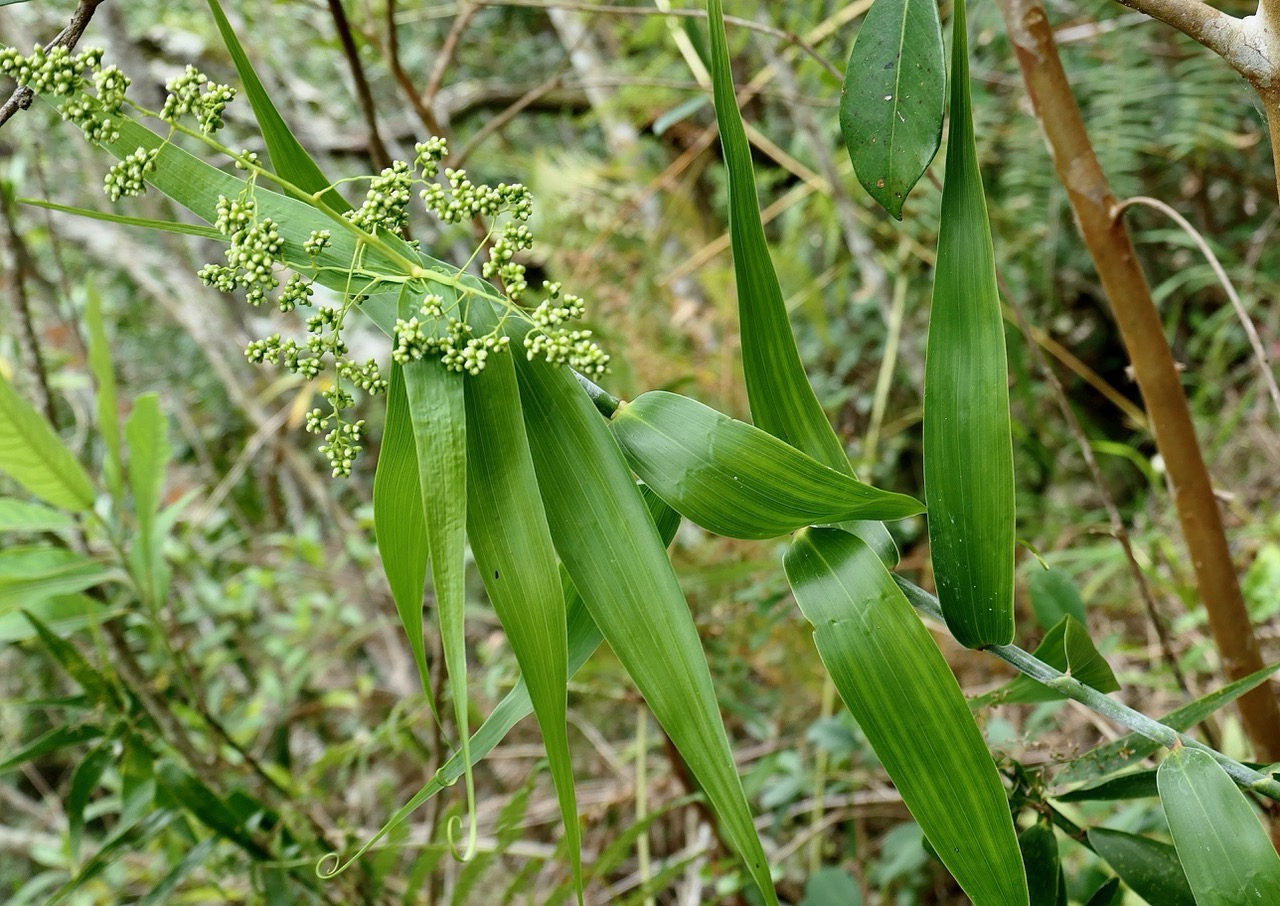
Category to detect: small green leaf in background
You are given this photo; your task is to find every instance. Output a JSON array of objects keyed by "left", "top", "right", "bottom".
[
  {"left": 156, "top": 762, "right": 268, "bottom": 857},
  {"left": 840, "top": 0, "right": 945, "bottom": 218},
  {"left": 1028, "top": 567, "right": 1087, "bottom": 631},
  {"left": 372, "top": 362, "right": 433, "bottom": 699},
  {"left": 125, "top": 394, "right": 172, "bottom": 607},
  {"left": 120, "top": 734, "right": 156, "bottom": 829},
  {"left": 1055, "top": 662, "right": 1280, "bottom": 786},
  {"left": 1158, "top": 745, "right": 1280, "bottom": 904},
  {"left": 0, "top": 370, "right": 96, "bottom": 512},
  {"left": 705, "top": 0, "right": 896, "bottom": 565},
  {"left": 23, "top": 611, "right": 120, "bottom": 708},
  {"left": 923, "top": 0, "right": 1016, "bottom": 648},
  {"left": 67, "top": 742, "right": 112, "bottom": 865},
  {"left": 0, "top": 548, "right": 108, "bottom": 610},
  {"left": 1056, "top": 769, "right": 1158, "bottom": 802},
  {"left": 611, "top": 391, "right": 923, "bottom": 539},
  {"left": 982, "top": 616, "right": 1118, "bottom": 705},
  {"left": 1019, "top": 822, "right": 1061, "bottom": 906},
  {"left": 0, "top": 595, "right": 106, "bottom": 644},
  {"left": 800, "top": 867, "right": 863, "bottom": 906},
  {"left": 784, "top": 527, "right": 1027, "bottom": 905},
  {"left": 0, "top": 723, "right": 104, "bottom": 774},
  {"left": 84, "top": 286, "right": 124, "bottom": 505},
  {"left": 0, "top": 498, "right": 76, "bottom": 533},
  {"left": 1086, "top": 827, "right": 1194, "bottom": 906}
]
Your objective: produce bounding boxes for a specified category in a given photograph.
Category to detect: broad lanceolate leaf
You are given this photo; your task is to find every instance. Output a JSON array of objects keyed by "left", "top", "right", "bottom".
[
  {"left": 840, "top": 0, "right": 945, "bottom": 218},
  {"left": 205, "top": 0, "right": 350, "bottom": 213},
  {"left": 373, "top": 362, "right": 432, "bottom": 697},
  {"left": 979, "top": 615, "right": 1118, "bottom": 706},
  {"left": 514, "top": 348, "right": 777, "bottom": 905},
  {"left": 0, "top": 498, "right": 75, "bottom": 533},
  {"left": 0, "top": 548, "right": 108, "bottom": 609},
  {"left": 705, "top": 0, "right": 896, "bottom": 565},
  {"left": 612, "top": 391, "right": 923, "bottom": 539},
  {"left": 784, "top": 527, "right": 1027, "bottom": 905},
  {"left": 464, "top": 337, "right": 580, "bottom": 894},
  {"left": 0, "top": 371, "right": 95, "bottom": 512},
  {"left": 321, "top": 488, "right": 680, "bottom": 877},
  {"left": 1158, "top": 746, "right": 1280, "bottom": 905},
  {"left": 401, "top": 349, "right": 474, "bottom": 842},
  {"left": 923, "top": 0, "right": 1015, "bottom": 648},
  {"left": 1056, "top": 661, "right": 1280, "bottom": 786},
  {"left": 1086, "top": 828, "right": 1194, "bottom": 906}
]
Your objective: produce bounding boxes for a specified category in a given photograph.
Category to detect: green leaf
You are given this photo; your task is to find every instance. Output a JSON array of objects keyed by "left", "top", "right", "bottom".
[
  {"left": 1056, "top": 769, "right": 1158, "bottom": 802},
  {"left": 783, "top": 527, "right": 1027, "bottom": 905},
  {"left": 1158, "top": 746, "right": 1280, "bottom": 904},
  {"left": 1028, "top": 568, "right": 1087, "bottom": 631},
  {"left": 0, "top": 594, "right": 108, "bottom": 644},
  {"left": 611, "top": 391, "right": 923, "bottom": 539},
  {"left": 0, "top": 370, "right": 95, "bottom": 512},
  {"left": 401, "top": 345, "right": 474, "bottom": 846},
  {"left": 1087, "top": 828, "right": 1194, "bottom": 906},
  {"left": 67, "top": 742, "right": 112, "bottom": 865},
  {"left": 18, "top": 197, "right": 223, "bottom": 240},
  {"left": 1056, "top": 662, "right": 1280, "bottom": 786},
  {"left": 125, "top": 394, "right": 172, "bottom": 607},
  {"left": 984, "top": 616, "right": 1118, "bottom": 705},
  {"left": 800, "top": 867, "right": 863, "bottom": 906},
  {"left": 1083, "top": 878, "right": 1123, "bottom": 906},
  {"left": 373, "top": 362, "right": 432, "bottom": 698},
  {"left": 0, "top": 548, "right": 108, "bottom": 609},
  {"left": 0, "top": 498, "right": 75, "bottom": 533},
  {"left": 156, "top": 762, "right": 269, "bottom": 857},
  {"left": 704, "top": 0, "right": 896, "bottom": 565},
  {"left": 923, "top": 0, "right": 1016, "bottom": 648},
  {"left": 463, "top": 338, "right": 580, "bottom": 895},
  {"left": 1019, "top": 822, "right": 1061, "bottom": 906},
  {"left": 205, "top": 0, "right": 350, "bottom": 212},
  {"left": 320, "top": 486, "right": 680, "bottom": 878},
  {"left": 119, "top": 734, "right": 155, "bottom": 829},
  {"left": 0, "top": 723, "right": 104, "bottom": 773},
  {"left": 137, "top": 837, "right": 218, "bottom": 906},
  {"left": 840, "top": 0, "right": 945, "bottom": 218},
  {"left": 513, "top": 349, "right": 777, "bottom": 905},
  {"left": 84, "top": 286, "right": 124, "bottom": 505},
  {"left": 23, "top": 610, "right": 120, "bottom": 707},
  {"left": 46, "top": 810, "right": 175, "bottom": 906}
]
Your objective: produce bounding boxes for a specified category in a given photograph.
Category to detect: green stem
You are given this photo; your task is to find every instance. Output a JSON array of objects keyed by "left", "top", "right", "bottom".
[{"left": 893, "top": 576, "right": 1280, "bottom": 800}]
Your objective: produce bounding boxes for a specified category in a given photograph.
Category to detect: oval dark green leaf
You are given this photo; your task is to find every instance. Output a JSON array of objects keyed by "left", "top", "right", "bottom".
[
  {"left": 841, "top": 0, "right": 945, "bottom": 218},
  {"left": 1087, "top": 827, "right": 1194, "bottom": 906}
]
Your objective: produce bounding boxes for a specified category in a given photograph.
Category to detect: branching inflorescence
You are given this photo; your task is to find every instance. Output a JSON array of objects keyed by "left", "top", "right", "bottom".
[{"left": 0, "top": 44, "right": 609, "bottom": 476}]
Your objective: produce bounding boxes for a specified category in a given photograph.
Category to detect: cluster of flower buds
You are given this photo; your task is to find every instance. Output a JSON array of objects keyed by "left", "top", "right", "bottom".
[
  {"left": 0, "top": 44, "right": 127, "bottom": 144},
  {"left": 159, "top": 65, "right": 236, "bottom": 135}
]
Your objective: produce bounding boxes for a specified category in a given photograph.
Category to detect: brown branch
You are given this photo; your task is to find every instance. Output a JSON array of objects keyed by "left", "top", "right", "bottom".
[
  {"left": 996, "top": 0, "right": 1280, "bottom": 770},
  {"left": 0, "top": 187, "right": 57, "bottom": 428},
  {"left": 0, "top": 0, "right": 108, "bottom": 130},
  {"left": 423, "top": 0, "right": 480, "bottom": 115},
  {"left": 325, "top": 0, "right": 392, "bottom": 171}
]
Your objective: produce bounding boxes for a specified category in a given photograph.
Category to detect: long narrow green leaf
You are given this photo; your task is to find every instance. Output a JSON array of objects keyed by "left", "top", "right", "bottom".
[
  {"left": 704, "top": 0, "right": 896, "bottom": 565},
  {"left": 784, "top": 527, "right": 1027, "bottom": 905},
  {"left": 611, "top": 391, "right": 923, "bottom": 539},
  {"left": 0, "top": 595, "right": 108, "bottom": 644},
  {"left": 84, "top": 287, "right": 124, "bottom": 505},
  {"left": 0, "top": 371, "right": 95, "bottom": 512},
  {"left": 1056, "top": 662, "right": 1280, "bottom": 786},
  {"left": 125, "top": 394, "right": 172, "bottom": 607},
  {"left": 1019, "top": 822, "right": 1061, "bottom": 906},
  {"left": 18, "top": 197, "right": 223, "bottom": 239},
  {"left": 464, "top": 338, "right": 580, "bottom": 896},
  {"left": 922, "top": 0, "right": 1015, "bottom": 648},
  {"left": 0, "top": 499, "right": 75, "bottom": 533},
  {"left": 401, "top": 350, "right": 475, "bottom": 852},
  {"left": 0, "top": 723, "right": 104, "bottom": 774},
  {"left": 23, "top": 611, "right": 120, "bottom": 708},
  {"left": 0, "top": 548, "right": 108, "bottom": 608},
  {"left": 1158, "top": 746, "right": 1280, "bottom": 904},
  {"left": 205, "top": 0, "right": 350, "bottom": 212},
  {"left": 513, "top": 350, "right": 777, "bottom": 905},
  {"left": 67, "top": 742, "right": 112, "bottom": 865},
  {"left": 840, "top": 0, "right": 945, "bottom": 218},
  {"left": 1086, "top": 828, "right": 1194, "bottom": 906},
  {"left": 320, "top": 487, "right": 679, "bottom": 875},
  {"left": 373, "top": 361, "right": 433, "bottom": 698}
]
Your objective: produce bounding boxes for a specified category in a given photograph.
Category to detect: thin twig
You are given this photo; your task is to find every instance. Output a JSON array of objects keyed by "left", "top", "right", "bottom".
[
  {"left": 0, "top": 188, "right": 58, "bottom": 427},
  {"left": 452, "top": 68, "right": 568, "bottom": 166},
  {"left": 1113, "top": 195, "right": 1280, "bottom": 421},
  {"left": 326, "top": 0, "right": 393, "bottom": 171},
  {"left": 0, "top": 0, "right": 108, "bottom": 130},
  {"left": 423, "top": 0, "right": 480, "bottom": 114}
]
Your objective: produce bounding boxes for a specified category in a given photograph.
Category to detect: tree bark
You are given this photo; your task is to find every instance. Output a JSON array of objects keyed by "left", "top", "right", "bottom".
[{"left": 995, "top": 0, "right": 1280, "bottom": 768}]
